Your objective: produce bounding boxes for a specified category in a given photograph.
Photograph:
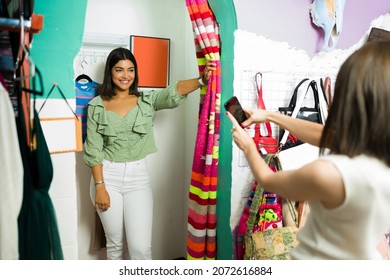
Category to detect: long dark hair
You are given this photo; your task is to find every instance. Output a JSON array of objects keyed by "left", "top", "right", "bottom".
[
  {"left": 320, "top": 41, "right": 390, "bottom": 166},
  {"left": 97, "top": 47, "right": 141, "bottom": 100}
]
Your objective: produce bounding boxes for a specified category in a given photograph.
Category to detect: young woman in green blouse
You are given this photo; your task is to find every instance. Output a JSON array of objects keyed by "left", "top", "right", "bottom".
[{"left": 83, "top": 47, "right": 216, "bottom": 260}]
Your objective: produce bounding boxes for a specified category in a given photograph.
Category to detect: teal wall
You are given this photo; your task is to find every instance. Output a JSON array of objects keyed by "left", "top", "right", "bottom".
[
  {"left": 31, "top": 0, "right": 87, "bottom": 99},
  {"left": 208, "top": 0, "right": 237, "bottom": 260}
]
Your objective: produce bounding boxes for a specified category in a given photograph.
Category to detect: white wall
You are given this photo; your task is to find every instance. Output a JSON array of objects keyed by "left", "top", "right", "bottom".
[{"left": 47, "top": 0, "right": 199, "bottom": 260}]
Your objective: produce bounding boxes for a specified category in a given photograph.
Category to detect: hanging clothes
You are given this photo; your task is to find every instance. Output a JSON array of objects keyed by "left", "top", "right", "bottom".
[
  {"left": 185, "top": 0, "right": 221, "bottom": 260},
  {"left": 0, "top": 82, "right": 23, "bottom": 260},
  {"left": 75, "top": 78, "right": 99, "bottom": 143},
  {"left": 16, "top": 91, "right": 64, "bottom": 260}
]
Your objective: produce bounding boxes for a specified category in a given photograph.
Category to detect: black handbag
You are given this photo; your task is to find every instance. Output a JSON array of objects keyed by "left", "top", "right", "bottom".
[{"left": 279, "top": 79, "right": 322, "bottom": 151}]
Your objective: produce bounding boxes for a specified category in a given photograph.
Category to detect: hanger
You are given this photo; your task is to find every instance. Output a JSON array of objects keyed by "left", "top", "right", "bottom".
[
  {"left": 21, "top": 67, "right": 44, "bottom": 95},
  {"left": 76, "top": 74, "right": 92, "bottom": 83},
  {"left": 14, "top": 2, "right": 36, "bottom": 81},
  {"left": 23, "top": 67, "right": 44, "bottom": 151},
  {"left": 75, "top": 60, "right": 92, "bottom": 83}
]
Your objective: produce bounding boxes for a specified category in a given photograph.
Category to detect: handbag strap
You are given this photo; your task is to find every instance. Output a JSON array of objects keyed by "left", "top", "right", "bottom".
[
  {"left": 254, "top": 72, "right": 272, "bottom": 137},
  {"left": 320, "top": 76, "right": 332, "bottom": 108},
  {"left": 286, "top": 78, "right": 309, "bottom": 109},
  {"left": 246, "top": 154, "right": 272, "bottom": 234},
  {"left": 280, "top": 79, "right": 321, "bottom": 146},
  {"left": 246, "top": 155, "right": 298, "bottom": 234},
  {"left": 319, "top": 77, "right": 330, "bottom": 123},
  {"left": 288, "top": 79, "right": 321, "bottom": 114}
]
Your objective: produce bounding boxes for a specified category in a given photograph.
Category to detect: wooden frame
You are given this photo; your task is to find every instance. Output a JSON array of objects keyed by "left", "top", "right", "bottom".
[
  {"left": 130, "top": 35, "right": 170, "bottom": 88},
  {"left": 39, "top": 117, "right": 82, "bottom": 154}
]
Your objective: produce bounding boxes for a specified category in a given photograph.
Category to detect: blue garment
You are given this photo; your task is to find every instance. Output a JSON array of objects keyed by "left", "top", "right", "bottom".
[{"left": 75, "top": 80, "right": 99, "bottom": 142}]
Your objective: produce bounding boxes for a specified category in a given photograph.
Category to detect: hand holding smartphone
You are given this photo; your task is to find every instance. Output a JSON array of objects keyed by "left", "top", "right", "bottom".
[{"left": 224, "top": 96, "right": 248, "bottom": 124}]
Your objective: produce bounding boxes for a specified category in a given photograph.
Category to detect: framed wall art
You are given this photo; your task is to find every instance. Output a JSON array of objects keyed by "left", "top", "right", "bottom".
[
  {"left": 40, "top": 116, "right": 83, "bottom": 154},
  {"left": 130, "top": 35, "right": 170, "bottom": 88}
]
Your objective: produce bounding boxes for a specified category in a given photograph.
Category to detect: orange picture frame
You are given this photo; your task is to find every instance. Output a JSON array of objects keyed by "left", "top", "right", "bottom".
[{"left": 130, "top": 35, "right": 170, "bottom": 88}]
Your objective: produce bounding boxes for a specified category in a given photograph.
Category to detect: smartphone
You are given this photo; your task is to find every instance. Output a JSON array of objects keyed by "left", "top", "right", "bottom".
[{"left": 224, "top": 96, "right": 248, "bottom": 124}]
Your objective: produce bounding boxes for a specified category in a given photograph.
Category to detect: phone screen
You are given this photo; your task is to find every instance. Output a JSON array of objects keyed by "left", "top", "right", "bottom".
[{"left": 224, "top": 96, "right": 248, "bottom": 124}]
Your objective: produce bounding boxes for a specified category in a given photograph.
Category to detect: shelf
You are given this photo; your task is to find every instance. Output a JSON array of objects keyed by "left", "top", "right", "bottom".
[
  {"left": 0, "top": 14, "right": 43, "bottom": 34},
  {"left": 82, "top": 32, "right": 129, "bottom": 47}
]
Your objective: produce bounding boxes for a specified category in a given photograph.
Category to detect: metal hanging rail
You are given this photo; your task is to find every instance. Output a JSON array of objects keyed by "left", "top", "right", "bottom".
[{"left": 0, "top": 14, "right": 43, "bottom": 34}]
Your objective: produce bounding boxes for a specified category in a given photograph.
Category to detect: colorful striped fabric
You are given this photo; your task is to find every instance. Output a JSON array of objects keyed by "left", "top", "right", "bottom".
[{"left": 185, "top": 0, "right": 221, "bottom": 260}]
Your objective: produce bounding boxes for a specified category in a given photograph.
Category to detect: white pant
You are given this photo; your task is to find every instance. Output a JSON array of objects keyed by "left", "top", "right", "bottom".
[{"left": 90, "top": 158, "right": 153, "bottom": 260}]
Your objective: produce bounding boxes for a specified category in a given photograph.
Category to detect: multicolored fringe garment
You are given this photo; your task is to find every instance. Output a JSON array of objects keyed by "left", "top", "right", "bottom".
[{"left": 185, "top": 0, "right": 221, "bottom": 260}]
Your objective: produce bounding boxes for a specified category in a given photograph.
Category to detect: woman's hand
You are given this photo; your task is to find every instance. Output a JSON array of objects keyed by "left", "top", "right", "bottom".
[
  {"left": 176, "top": 60, "right": 217, "bottom": 95},
  {"left": 226, "top": 111, "right": 257, "bottom": 153},
  {"left": 240, "top": 108, "right": 269, "bottom": 128},
  {"left": 95, "top": 185, "right": 110, "bottom": 211},
  {"left": 202, "top": 60, "right": 217, "bottom": 84}
]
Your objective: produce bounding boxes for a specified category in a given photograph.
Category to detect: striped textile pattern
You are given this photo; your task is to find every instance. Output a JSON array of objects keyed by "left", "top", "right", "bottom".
[{"left": 185, "top": 0, "right": 221, "bottom": 260}]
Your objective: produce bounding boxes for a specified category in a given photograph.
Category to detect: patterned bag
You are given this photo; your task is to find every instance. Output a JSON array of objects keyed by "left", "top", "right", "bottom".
[
  {"left": 235, "top": 121, "right": 280, "bottom": 259},
  {"left": 244, "top": 226, "right": 299, "bottom": 260},
  {"left": 244, "top": 155, "right": 299, "bottom": 260}
]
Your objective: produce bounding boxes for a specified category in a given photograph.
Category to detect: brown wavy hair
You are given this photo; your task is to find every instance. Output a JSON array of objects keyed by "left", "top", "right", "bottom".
[
  {"left": 320, "top": 41, "right": 390, "bottom": 166},
  {"left": 96, "top": 47, "right": 141, "bottom": 100}
]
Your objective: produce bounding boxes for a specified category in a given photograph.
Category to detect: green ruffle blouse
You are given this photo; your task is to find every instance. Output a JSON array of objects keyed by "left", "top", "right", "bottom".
[{"left": 83, "top": 81, "right": 186, "bottom": 167}]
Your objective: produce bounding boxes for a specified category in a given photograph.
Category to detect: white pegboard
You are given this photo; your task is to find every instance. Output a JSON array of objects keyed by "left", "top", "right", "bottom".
[{"left": 238, "top": 69, "right": 337, "bottom": 113}]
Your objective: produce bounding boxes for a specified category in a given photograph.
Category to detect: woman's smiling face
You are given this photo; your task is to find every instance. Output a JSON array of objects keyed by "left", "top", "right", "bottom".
[{"left": 111, "top": 59, "right": 135, "bottom": 93}]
